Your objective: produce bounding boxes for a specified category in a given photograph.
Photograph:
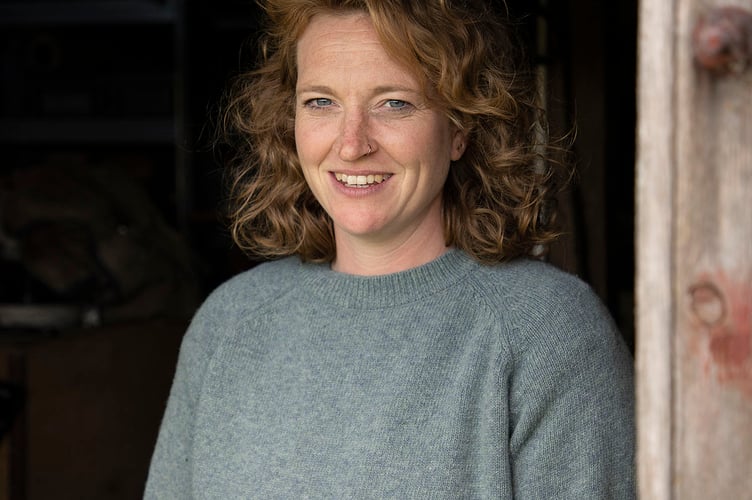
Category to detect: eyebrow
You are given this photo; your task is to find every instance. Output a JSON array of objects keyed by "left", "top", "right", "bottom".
[
  {"left": 296, "top": 84, "right": 422, "bottom": 96},
  {"left": 296, "top": 85, "right": 333, "bottom": 95}
]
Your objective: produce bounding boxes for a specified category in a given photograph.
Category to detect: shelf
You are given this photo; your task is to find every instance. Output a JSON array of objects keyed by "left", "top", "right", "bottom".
[
  {"left": 0, "top": 118, "right": 176, "bottom": 144},
  {"left": 0, "top": 1, "right": 178, "bottom": 26}
]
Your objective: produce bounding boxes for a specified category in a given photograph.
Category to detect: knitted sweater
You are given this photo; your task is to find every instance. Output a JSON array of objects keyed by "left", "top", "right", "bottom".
[{"left": 144, "top": 250, "right": 635, "bottom": 499}]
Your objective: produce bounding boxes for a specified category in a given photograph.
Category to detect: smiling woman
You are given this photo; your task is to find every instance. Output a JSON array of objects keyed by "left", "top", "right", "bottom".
[
  {"left": 221, "top": 0, "right": 562, "bottom": 268},
  {"left": 144, "top": 1, "right": 636, "bottom": 498},
  {"left": 294, "top": 13, "right": 465, "bottom": 274}
]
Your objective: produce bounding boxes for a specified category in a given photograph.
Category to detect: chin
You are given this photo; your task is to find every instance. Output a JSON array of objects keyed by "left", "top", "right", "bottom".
[{"left": 328, "top": 207, "right": 385, "bottom": 231}]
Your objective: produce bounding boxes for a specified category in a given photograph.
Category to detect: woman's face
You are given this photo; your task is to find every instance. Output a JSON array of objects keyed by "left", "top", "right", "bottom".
[{"left": 294, "top": 12, "right": 465, "bottom": 271}]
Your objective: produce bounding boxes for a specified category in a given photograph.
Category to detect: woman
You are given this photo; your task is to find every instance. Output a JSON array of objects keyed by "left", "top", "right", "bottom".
[{"left": 145, "top": 0, "right": 635, "bottom": 498}]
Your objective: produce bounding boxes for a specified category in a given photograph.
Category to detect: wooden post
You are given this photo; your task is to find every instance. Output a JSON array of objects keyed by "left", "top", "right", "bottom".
[{"left": 637, "top": 0, "right": 752, "bottom": 498}]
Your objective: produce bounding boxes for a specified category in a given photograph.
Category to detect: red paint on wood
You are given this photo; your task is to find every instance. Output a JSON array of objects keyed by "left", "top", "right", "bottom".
[{"left": 690, "top": 272, "right": 752, "bottom": 398}]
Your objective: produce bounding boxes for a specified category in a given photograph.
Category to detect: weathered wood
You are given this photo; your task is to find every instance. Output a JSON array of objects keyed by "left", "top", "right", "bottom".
[
  {"left": 638, "top": 0, "right": 752, "bottom": 498},
  {"left": 635, "top": 0, "right": 676, "bottom": 496},
  {"left": 674, "top": 0, "right": 752, "bottom": 497}
]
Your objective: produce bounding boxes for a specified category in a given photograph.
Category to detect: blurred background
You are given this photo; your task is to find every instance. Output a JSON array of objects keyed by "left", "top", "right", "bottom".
[{"left": 0, "top": 0, "right": 636, "bottom": 498}]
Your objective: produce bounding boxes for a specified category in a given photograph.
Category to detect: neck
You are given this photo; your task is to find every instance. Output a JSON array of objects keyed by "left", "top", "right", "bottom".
[{"left": 332, "top": 232, "right": 449, "bottom": 276}]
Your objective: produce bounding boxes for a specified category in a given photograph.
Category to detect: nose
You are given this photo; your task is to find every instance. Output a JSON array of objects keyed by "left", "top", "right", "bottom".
[{"left": 337, "top": 109, "right": 371, "bottom": 161}]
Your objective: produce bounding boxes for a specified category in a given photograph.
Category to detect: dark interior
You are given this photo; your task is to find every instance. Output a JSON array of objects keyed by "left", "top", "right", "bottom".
[{"left": 0, "top": 0, "right": 636, "bottom": 497}]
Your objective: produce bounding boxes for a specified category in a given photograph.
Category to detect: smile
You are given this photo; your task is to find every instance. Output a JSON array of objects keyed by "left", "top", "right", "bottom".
[{"left": 334, "top": 172, "right": 392, "bottom": 188}]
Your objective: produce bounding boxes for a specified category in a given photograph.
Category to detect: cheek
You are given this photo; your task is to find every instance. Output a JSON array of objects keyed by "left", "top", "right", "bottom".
[
  {"left": 294, "top": 122, "right": 307, "bottom": 159},
  {"left": 295, "top": 132, "right": 329, "bottom": 195},
  {"left": 425, "top": 119, "right": 458, "bottom": 161},
  {"left": 428, "top": 128, "right": 458, "bottom": 173},
  {"left": 295, "top": 121, "right": 329, "bottom": 164},
  {"left": 293, "top": 125, "right": 317, "bottom": 188}
]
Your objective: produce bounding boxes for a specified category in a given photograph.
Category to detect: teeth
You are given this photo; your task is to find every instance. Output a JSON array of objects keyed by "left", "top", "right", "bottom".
[{"left": 334, "top": 172, "right": 391, "bottom": 187}]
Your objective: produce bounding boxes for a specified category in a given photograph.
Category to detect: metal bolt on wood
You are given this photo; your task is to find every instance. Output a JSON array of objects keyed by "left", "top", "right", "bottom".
[{"left": 692, "top": 6, "right": 752, "bottom": 74}]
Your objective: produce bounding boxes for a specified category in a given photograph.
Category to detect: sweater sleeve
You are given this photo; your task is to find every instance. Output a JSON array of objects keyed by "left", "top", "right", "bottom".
[
  {"left": 507, "top": 284, "right": 635, "bottom": 499},
  {"left": 143, "top": 290, "right": 226, "bottom": 499}
]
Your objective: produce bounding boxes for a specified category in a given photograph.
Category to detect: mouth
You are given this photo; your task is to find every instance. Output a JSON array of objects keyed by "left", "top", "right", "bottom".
[{"left": 334, "top": 172, "right": 392, "bottom": 188}]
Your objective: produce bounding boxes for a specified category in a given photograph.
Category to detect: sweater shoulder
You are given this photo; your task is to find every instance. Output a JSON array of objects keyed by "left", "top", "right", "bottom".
[
  {"left": 466, "top": 258, "right": 622, "bottom": 356},
  {"left": 468, "top": 258, "right": 596, "bottom": 313},
  {"left": 201, "top": 257, "right": 302, "bottom": 316},
  {"left": 183, "top": 257, "right": 302, "bottom": 341}
]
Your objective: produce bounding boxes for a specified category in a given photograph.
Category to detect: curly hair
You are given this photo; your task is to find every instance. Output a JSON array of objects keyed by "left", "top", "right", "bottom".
[{"left": 219, "top": 0, "right": 570, "bottom": 264}]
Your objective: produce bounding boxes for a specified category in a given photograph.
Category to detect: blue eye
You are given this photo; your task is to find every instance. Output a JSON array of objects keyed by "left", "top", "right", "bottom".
[
  {"left": 385, "top": 99, "right": 408, "bottom": 109},
  {"left": 306, "top": 98, "right": 333, "bottom": 108}
]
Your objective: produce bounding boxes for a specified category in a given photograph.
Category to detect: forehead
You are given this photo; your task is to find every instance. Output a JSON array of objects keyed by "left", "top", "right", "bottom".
[
  {"left": 297, "top": 13, "right": 381, "bottom": 64},
  {"left": 298, "top": 11, "right": 376, "bottom": 47},
  {"left": 295, "top": 12, "right": 422, "bottom": 88}
]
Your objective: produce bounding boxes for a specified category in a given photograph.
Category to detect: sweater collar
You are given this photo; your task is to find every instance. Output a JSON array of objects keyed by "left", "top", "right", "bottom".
[{"left": 296, "top": 249, "right": 476, "bottom": 309}]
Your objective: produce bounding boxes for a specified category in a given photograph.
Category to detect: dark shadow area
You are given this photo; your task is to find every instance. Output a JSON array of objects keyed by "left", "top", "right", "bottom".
[{"left": 0, "top": 0, "right": 636, "bottom": 497}]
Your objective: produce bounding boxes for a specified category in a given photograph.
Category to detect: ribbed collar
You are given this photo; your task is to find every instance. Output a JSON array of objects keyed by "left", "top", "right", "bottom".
[{"left": 294, "top": 249, "right": 477, "bottom": 310}]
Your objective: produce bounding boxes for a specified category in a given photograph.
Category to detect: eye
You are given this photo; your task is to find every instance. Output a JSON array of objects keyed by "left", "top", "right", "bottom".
[
  {"left": 305, "top": 97, "right": 333, "bottom": 108},
  {"left": 384, "top": 99, "right": 409, "bottom": 109}
]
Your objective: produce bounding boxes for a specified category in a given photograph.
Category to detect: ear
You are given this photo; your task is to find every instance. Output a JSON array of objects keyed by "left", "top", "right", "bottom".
[{"left": 450, "top": 128, "right": 467, "bottom": 161}]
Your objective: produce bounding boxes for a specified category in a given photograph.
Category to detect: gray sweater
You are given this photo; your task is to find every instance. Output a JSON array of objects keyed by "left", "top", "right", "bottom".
[{"left": 145, "top": 250, "right": 635, "bottom": 499}]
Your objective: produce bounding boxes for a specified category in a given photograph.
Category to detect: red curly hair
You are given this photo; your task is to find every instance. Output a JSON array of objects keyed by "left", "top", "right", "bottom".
[{"left": 219, "top": 0, "right": 570, "bottom": 264}]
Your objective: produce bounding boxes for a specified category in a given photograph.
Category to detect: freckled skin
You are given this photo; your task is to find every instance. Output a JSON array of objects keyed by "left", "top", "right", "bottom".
[{"left": 294, "top": 13, "right": 466, "bottom": 276}]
